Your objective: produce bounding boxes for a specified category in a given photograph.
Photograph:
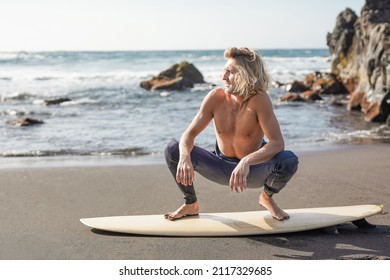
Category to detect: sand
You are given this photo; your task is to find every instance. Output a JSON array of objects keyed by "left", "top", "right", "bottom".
[{"left": 0, "top": 144, "right": 389, "bottom": 260}]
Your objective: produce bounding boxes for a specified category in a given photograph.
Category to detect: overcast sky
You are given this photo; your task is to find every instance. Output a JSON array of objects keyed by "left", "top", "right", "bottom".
[{"left": 0, "top": 0, "right": 365, "bottom": 51}]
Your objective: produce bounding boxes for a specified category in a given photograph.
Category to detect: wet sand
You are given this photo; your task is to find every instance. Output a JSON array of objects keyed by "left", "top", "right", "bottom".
[{"left": 0, "top": 144, "right": 389, "bottom": 260}]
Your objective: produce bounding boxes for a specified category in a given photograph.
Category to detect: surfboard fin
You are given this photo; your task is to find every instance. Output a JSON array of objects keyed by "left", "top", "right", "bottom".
[{"left": 352, "top": 218, "right": 376, "bottom": 229}]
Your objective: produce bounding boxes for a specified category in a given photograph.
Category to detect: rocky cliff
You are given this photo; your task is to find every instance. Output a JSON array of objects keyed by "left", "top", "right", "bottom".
[{"left": 327, "top": 0, "right": 390, "bottom": 123}]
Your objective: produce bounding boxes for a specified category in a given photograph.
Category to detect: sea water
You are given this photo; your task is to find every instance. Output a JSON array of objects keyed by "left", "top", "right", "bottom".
[{"left": 0, "top": 49, "right": 388, "bottom": 165}]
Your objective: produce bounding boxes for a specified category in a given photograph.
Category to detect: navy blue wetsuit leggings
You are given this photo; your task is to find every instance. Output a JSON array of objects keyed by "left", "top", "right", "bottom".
[{"left": 164, "top": 139, "right": 299, "bottom": 204}]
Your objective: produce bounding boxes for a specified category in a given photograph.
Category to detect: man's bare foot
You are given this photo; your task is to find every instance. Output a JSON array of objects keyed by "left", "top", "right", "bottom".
[
  {"left": 259, "top": 191, "right": 290, "bottom": 221},
  {"left": 164, "top": 202, "right": 200, "bottom": 221}
]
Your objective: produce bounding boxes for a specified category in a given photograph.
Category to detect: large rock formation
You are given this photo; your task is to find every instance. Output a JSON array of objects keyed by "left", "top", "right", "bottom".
[
  {"left": 140, "top": 61, "right": 205, "bottom": 91},
  {"left": 327, "top": 0, "right": 390, "bottom": 122}
]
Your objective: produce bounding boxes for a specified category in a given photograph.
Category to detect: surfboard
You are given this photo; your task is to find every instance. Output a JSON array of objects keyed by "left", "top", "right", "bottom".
[{"left": 80, "top": 204, "right": 383, "bottom": 236}]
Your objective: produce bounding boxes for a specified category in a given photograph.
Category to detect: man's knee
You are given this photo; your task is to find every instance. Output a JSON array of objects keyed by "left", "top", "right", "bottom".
[
  {"left": 164, "top": 139, "right": 179, "bottom": 163},
  {"left": 264, "top": 152, "right": 298, "bottom": 195},
  {"left": 278, "top": 151, "right": 299, "bottom": 178}
]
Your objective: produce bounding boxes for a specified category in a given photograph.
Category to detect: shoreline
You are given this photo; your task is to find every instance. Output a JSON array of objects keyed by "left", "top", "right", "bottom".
[
  {"left": 0, "top": 142, "right": 383, "bottom": 170},
  {"left": 0, "top": 143, "right": 389, "bottom": 259}
]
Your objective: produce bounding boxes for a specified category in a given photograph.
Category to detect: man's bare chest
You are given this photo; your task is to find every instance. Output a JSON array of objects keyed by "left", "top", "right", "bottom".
[{"left": 213, "top": 105, "right": 259, "bottom": 137}]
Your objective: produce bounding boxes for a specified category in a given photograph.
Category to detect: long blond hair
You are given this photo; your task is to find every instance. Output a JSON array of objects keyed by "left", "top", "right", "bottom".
[{"left": 224, "top": 47, "right": 272, "bottom": 100}]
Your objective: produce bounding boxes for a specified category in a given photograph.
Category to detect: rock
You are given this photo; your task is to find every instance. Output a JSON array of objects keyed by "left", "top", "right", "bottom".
[
  {"left": 327, "top": 0, "right": 390, "bottom": 122},
  {"left": 280, "top": 89, "right": 323, "bottom": 103},
  {"left": 303, "top": 90, "right": 323, "bottom": 101},
  {"left": 140, "top": 61, "right": 205, "bottom": 91},
  {"left": 286, "top": 80, "right": 311, "bottom": 93},
  {"left": 6, "top": 117, "right": 44, "bottom": 127},
  {"left": 43, "top": 98, "right": 71, "bottom": 106},
  {"left": 318, "top": 74, "right": 349, "bottom": 95},
  {"left": 280, "top": 93, "right": 305, "bottom": 102},
  {"left": 348, "top": 91, "right": 365, "bottom": 111},
  {"left": 327, "top": 8, "right": 358, "bottom": 58},
  {"left": 365, "top": 88, "right": 390, "bottom": 122},
  {"left": 280, "top": 71, "right": 351, "bottom": 103}
]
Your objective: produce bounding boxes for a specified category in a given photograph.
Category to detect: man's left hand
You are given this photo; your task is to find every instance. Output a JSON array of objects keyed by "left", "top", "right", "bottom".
[{"left": 229, "top": 161, "right": 249, "bottom": 192}]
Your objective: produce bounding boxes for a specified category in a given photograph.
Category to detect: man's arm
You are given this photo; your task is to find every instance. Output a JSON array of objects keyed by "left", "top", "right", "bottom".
[
  {"left": 246, "top": 93, "right": 285, "bottom": 163},
  {"left": 230, "top": 93, "right": 284, "bottom": 192},
  {"left": 176, "top": 90, "right": 216, "bottom": 186}
]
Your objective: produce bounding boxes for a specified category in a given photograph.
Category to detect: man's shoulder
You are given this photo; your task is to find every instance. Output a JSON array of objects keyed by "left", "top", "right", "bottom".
[
  {"left": 248, "top": 91, "right": 273, "bottom": 110},
  {"left": 204, "top": 87, "right": 225, "bottom": 101},
  {"left": 247, "top": 91, "right": 267, "bottom": 101},
  {"left": 208, "top": 87, "right": 225, "bottom": 96},
  {"left": 199, "top": 88, "right": 227, "bottom": 113}
]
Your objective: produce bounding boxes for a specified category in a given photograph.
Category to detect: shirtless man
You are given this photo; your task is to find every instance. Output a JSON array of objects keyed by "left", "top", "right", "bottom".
[{"left": 164, "top": 47, "right": 298, "bottom": 221}]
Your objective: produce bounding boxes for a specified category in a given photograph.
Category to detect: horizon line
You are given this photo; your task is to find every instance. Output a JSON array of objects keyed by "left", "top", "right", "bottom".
[{"left": 0, "top": 47, "right": 330, "bottom": 53}]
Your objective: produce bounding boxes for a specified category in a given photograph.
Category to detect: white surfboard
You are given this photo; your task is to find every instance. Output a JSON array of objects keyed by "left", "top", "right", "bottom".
[{"left": 80, "top": 204, "right": 383, "bottom": 236}]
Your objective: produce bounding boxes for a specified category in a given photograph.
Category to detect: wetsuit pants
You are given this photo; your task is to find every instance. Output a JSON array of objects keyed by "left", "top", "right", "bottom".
[{"left": 164, "top": 139, "right": 299, "bottom": 204}]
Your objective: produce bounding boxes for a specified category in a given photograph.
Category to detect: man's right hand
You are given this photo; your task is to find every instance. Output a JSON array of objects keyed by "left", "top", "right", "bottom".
[{"left": 176, "top": 155, "right": 195, "bottom": 186}]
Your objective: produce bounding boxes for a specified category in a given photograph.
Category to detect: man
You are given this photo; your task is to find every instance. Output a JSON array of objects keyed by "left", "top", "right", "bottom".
[{"left": 164, "top": 47, "right": 298, "bottom": 221}]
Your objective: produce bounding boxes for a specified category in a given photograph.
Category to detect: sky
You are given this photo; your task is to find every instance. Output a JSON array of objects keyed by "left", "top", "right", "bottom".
[{"left": 0, "top": 0, "right": 366, "bottom": 51}]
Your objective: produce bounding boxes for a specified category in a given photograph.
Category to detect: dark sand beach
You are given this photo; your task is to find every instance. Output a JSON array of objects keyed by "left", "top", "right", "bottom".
[{"left": 0, "top": 144, "right": 389, "bottom": 260}]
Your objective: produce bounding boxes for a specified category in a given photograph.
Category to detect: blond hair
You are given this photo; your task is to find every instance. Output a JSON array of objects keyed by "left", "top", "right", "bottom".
[{"left": 224, "top": 47, "right": 272, "bottom": 100}]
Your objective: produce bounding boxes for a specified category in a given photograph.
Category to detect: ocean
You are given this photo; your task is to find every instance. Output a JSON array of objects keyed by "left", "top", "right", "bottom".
[{"left": 0, "top": 49, "right": 389, "bottom": 166}]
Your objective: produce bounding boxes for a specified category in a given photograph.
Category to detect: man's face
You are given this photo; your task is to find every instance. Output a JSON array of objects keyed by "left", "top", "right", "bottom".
[{"left": 222, "top": 59, "right": 238, "bottom": 95}]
